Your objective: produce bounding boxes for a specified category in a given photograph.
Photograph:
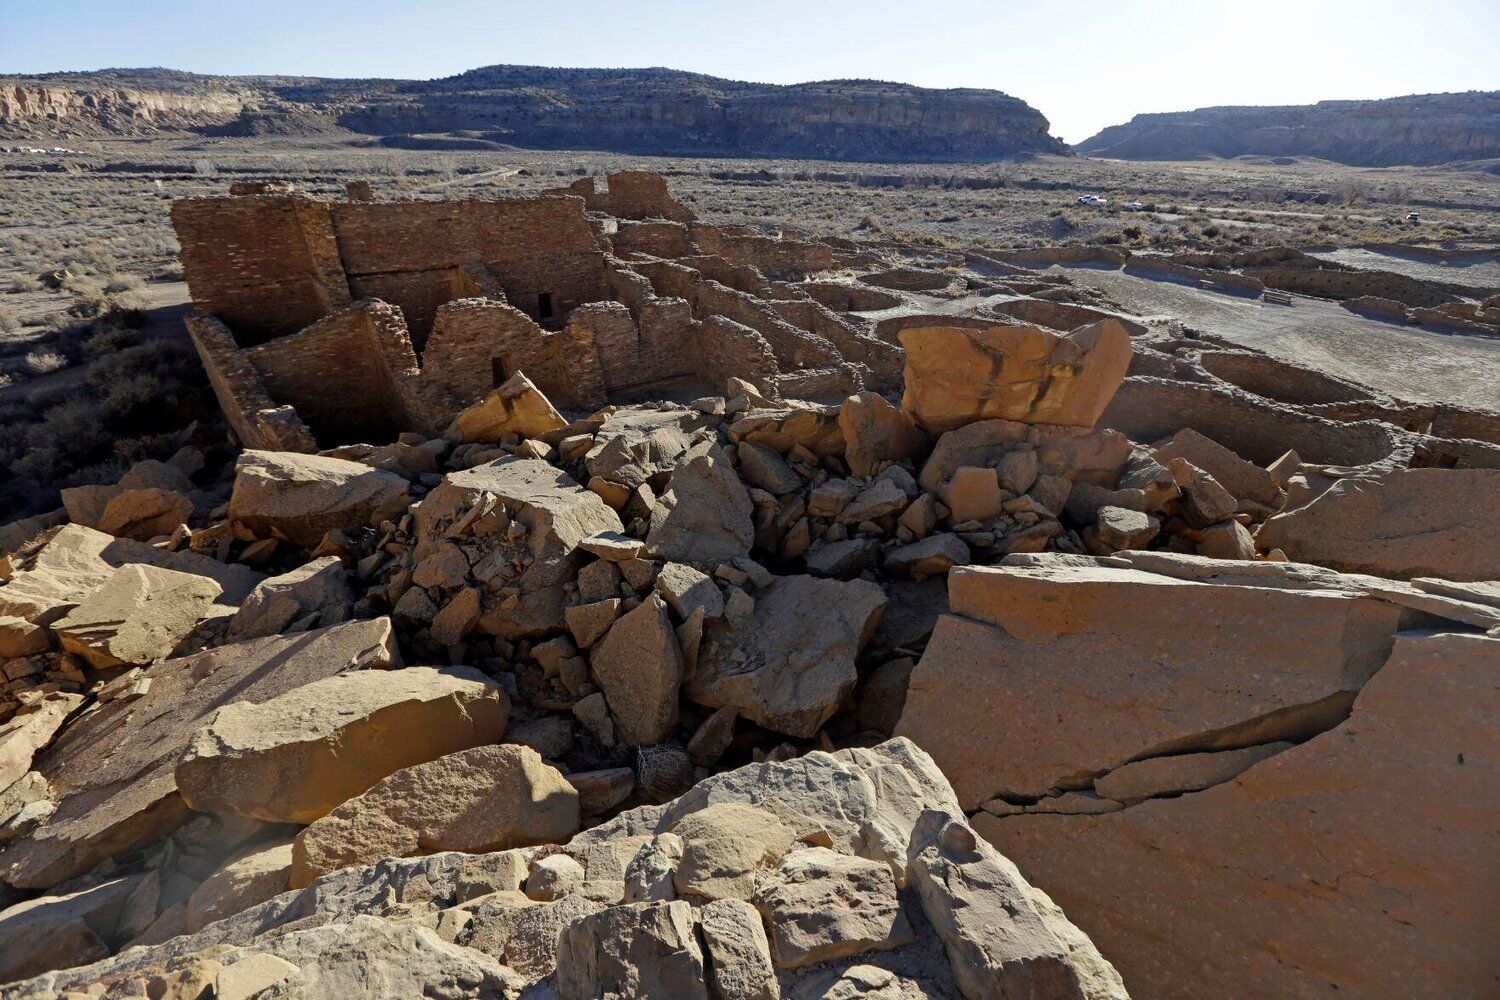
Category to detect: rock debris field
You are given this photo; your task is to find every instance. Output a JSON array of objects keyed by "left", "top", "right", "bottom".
[{"left": 0, "top": 173, "right": 1497, "bottom": 999}]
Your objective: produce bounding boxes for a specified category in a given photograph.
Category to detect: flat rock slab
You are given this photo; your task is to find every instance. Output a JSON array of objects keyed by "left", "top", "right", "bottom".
[
  {"left": 0, "top": 618, "right": 400, "bottom": 889},
  {"left": 976, "top": 632, "right": 1500, "bottom": 999},
  {"left": 52, "top": 564, "right": 225, "bottom": 669},
  {"left": 177, "top": 666, "right": 509, "bottom": 824},
  {"left": 0, "top": 524, "right": 262, "bottom": 626},
  {"left": 291, "top": 744, "right": 578, "bottom": 888},
  {"left": 1257, "top": 468, "right": 1500, "bottom": 582},
  {"left": 228, "top": 450, "right": 412, "bottom": 549},
  {"left": 896, "top": 563, "right": 1401, "bottom": 809}
]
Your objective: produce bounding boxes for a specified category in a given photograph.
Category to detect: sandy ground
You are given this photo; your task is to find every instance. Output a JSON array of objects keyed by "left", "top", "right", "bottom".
[
  {"left": 1048, "top": 264, "right": 1500, "bottom": 409},
  {"left": 1310, "top": 247, "right": 1500, "bottom": 288}
]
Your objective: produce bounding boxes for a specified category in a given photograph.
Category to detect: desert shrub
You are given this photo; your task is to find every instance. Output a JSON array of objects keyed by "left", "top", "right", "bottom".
[
  {"left": 22, "top": 350, "right": 69, "bottom": 376},
  {"left": 103, "top": 273, "right": 143, "bottom": 294},
  {"left": 0, "top": 308, "right": 17, "bottom": 335}
]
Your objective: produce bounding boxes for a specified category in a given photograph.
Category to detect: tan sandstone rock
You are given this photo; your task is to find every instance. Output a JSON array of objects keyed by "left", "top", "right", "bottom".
[
  {"left": 450, "top": 371, "right": 567, "bottom": 443},
  {"left": 899, "top": 320, "right": 1132, "bottom": 435},
  {"left": 228, "top": 450, "right": 411, "bottom": 548},
  {"left": 839, "top": 391, "right": 930, "bottom": 478},
  {"left": 185, "top": 839, "right": 295, "bottom": 933},
  {"left": 176, "top": 666, "right": 509, "bottom": 824},
  {"left": 0, "top": 618, "right": 400, "bottom": 889},
  {"left": 51, "top": 563, "right": 224, "bottom": 669},
  {"left": 754, "top": 846, "right": 913, "bottom": 969},
  {"left": 647, "top": 443, "right": 756, "bottom": 567},
  {"left": 976, "top": 631, "right": 1499, "bottom": 999},
  {"left": 897, "top": 563, "right": 1401, "bottom": 809},
  {"left": 291, "top": 744, "right": 579, "bottom": 888},
  {"left": 689, "top": 575, "right": 887, "bottom": 738},
  {"left": 588, "top": 593, "right": 683, "bottom": 747}
]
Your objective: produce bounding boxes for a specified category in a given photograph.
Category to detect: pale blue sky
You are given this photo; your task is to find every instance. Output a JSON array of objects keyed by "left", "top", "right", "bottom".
[{"left": 3, "top": 0, "right": 1498, "bottom": 142}]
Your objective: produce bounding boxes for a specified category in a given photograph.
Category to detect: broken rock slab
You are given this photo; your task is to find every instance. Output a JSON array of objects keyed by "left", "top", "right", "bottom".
[
  {"left": 899, "top": 319, "right": 1132, "bottom": 435},
  {"left": 291, "top": 744, "right": 578, "bottom": 888},
  {"left": 588, "top": 593, "right": 683, "bottom": 747},
  {"left": 0, "top": 693, "right": 82, "bottom": 794},
  {"left": 839, "top": 391, "right": 929, "bottom": 479},
  {"left": 977, "top": 631, "right": 1500, "bottom": 999},
  {"left": 225, "top": 556, "right": 354, "bottom": 642},
  {"left": 689, "top": 575, "right": 887, "bottom": 738},
  {"left": 176, "top": 665, "right": 509, "bottom": 824},
  {"left": 585, "top": 406, "right": 719, "bottom": 489},
  {"left": 647, "top": 443, "right": 756, "bottom": 568},
  {"left": 1257, "top": 468, "right": 1500, "bottom": 581},
  {"left": 51, "top": 563, "right": 225, "bottom": 669},
  {"left": 449, "top": 370, "right": 567, "bottom": 443},
  {"left": 228, "top": 450, "right": 411, "bottom": 549},
  {"left": 0, "top": 523, "right": 261, "bottom": 626},
  {"left": 896, "top": 563, "right": 1401, "bottom": 809},
  {"left": 0, "top": 618, "right": 401, "bottom": 890}
]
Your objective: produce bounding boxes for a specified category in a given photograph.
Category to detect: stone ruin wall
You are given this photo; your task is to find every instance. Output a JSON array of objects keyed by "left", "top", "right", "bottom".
[{"left": 182, "top": 313, "right": 317, "bottom": 452}]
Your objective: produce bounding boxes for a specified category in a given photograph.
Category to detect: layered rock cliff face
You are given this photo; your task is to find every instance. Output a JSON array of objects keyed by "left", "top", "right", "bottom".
[
  {"left": 2, "top": 65, "right": 1065, "bottom": 161},
  {"left": 1075, "top": 91, "right": 1500, "bottom": 166}
]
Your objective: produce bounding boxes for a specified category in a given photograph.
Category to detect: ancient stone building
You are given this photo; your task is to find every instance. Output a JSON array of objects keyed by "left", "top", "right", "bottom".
[{"left": 174, "top": 171, "right": 898, "bottom": 450}]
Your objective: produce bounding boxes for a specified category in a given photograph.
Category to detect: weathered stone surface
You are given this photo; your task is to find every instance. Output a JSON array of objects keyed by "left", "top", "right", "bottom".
[
  {"left": 225, "top": 556, "right": 353, "bottom": 642},
  {"left": 885, "top": 533, "right": 972, "bottom": 579},
  {"left": 565, "top": 597, "right": 620, "bottom": 648},
  {"left": 900, "top": 320, "right": 1132, "bottom": 434},
  {"left": 450, "top": 370, "right": 567, "bottom": 442},
  {"left": 185, "top": 839, "right": 295, "bottom": 933},
  {"left": 1153, "top": 427, "right": 1279, "bottom": 506},
  {"left": 1093, "top": 506, "right": 1159, "bottom": 553},
  {"left": 755, "top": 846, "right": 913, "bottom": 969},
  {"left": 228, "top": 450, "right": 411, "bottom": 548},
  {"left": 0, "top": 693, "right": 81, "bottom": 795},
  {"left": 941, "top": 466, "right": 1004, "bottom": 523},
  {"left": 586, "top": 407, "right": 718, "bottom": 489},
  {"left": 671, "top": 802, "right": 797, "bottom": 903},
  {"left": 0, "top": 872, "right": 152, "bottom": 982},
  {"left": 908, "top": 811, "right": 1127, "bottom": 1000},
  {"left": 1092, "top": 743, "right": 1290, "bottom": 804},
  {"left": 589, "top": 593, "right": 684, "bottom": 746},
  {"left": 557, "top": 899, "right": 709, "bottom": 999},
  {"left": 690, "top": 575, "right": 887, "bottom": 738},
  {"left": 647, "top": 444, "right": 756, "bottom": 567},
  {"left": 1197, "top": 519, "right": 1256, "bottom": 560},
  {"left": 51, "top": 563, "right": 224, "bottom": 669},
  {"left": 977, "top": 632, "right": 1500, "bottom": 999},
  {"left": 292, "top": 744, "right": 578, "bottom": 887},
  {"left": 699, "top": 897, "right": 779, "bottom": 1000},
  {"left": 0, "top": 615, "right": 49, "bottom": 658},
  {"left": 0, "top": 523, "right": 260, "bottom": 626},
  {"left": 463, "top": 890, "right": 604, "bottom": 980},
  {"left": 918, "top": 419, "right": 1130, "bottom": 491},
  {"left": 177, "top": 666, "right": 508, "bottom": 824},
  {"left": 655, "top": 561, "right": 726, "bottom": 620},
  {"left": 807, "top": 538, "right": 881, "bottom": 579},
  {"left": 0, "top": 618, "right": 400, "bottom": 889},
  {"left": 897, "top": 564, "right": 1400, "bottom": 809},
  {"left": 737, "top": 440, "right": 803, "bottom": 495},
  {"left": 1257, "top": 468, "right": 1500, "bottom": 581},
  {"left": 840, "top": 391, "right": 930, "bottom": 479}
]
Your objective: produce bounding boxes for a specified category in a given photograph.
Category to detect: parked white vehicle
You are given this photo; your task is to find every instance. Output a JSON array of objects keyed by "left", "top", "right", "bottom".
[
  {"left": 1125, "top": 201, "right": 1146, "bottom": 211},
  {"left": 1076, "top": 194, "right": 1109, "bottom": 206}
]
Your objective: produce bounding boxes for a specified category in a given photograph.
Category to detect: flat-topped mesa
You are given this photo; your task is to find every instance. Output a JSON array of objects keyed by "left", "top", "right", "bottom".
[{"left": 170, "top": 172, "right": 902, "bottom": 451}]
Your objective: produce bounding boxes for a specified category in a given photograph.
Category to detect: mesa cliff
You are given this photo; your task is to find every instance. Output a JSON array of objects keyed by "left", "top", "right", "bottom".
[
  {"left": 1075, "top": 91, "right": 1500, "bottom": 166},
  {"left": 1, "top": 66, "right": 1065, "bottom": 161}
]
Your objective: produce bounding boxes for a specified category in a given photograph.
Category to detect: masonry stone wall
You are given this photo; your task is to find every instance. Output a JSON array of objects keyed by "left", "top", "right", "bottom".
[
  {"left": 697, "top": 316, "right": 780, "bottom": 397},
  {"left": 689, "top": 224, "right": 835, "bottom": 278},
  {"left": 172, "top": 195, "right": 351, "bottom": 345},
  {"left": 183, "top": 312, "right": 318, "bottom": 452},
  {"left": 611, "top": 220, "right": 693, "bottom": 258},
  {"left": 1246, "top": 265, "right": 1458, "bottom": 308}
]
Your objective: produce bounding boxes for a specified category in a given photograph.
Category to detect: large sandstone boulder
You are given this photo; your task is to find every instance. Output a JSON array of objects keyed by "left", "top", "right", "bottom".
[
  {"left": 0, "top": 524, "right": 261, "bottom": 625},
  {"left": 918, "top": 418, "right": 1130, "bottom": 491},
  {"left": 0, "top": 693, "right": 82, "bottom": 794},
  {"left": 176, "top": 666, "right": 509, "bottom": 824},
  {"left": 555, "top": 900, "right": 708, "bottom": 999},
  {"left": 897, "top": 563, "right": 1401, "bottom": 809},
  {"left": 839, "top": 391, "right": 929, "bottom": 478},
  {"left": 0, "top": 618, "right": 400, "bottom": 889},
  {"left": 449, "top": 371, "right": 567, "bottom": 443},
  {"left": 51, "top": 564, "right": 224, "bottom": 669},
  {"left": 588, "top": 593, "right": 683, "bottom": 746},
  {"left": 908, "top": 810, "right": 1127, "bottom": 1000},
  {"left": 291, "top": 744, "right": 579, "bottom": 888},
  {"left": 0, "top": 872, "right": 155, "bottom": 983},
  {"left": 225, "top": 556, "right": 354, "bottom": 642},
  {"left": 228, "top": 450, "right": 411, "bottom": 548},
  {"left": 185, "top": 839, "right": 295, "bottom": 933},
  {"left": 977, "top": 632, "right": 1500, "bottom": 999},
  {"left": 899, "top": 320, "right": 1132, "bottom": 434},
  {"left": 646, "top": 443, "right": 756, "bottom": 567},
  {"left": 689, "top": 575, "right": 887, "bottom": 738},
  {"left": 1257, "top": 468, "right": 1500, "bottom": 581}
]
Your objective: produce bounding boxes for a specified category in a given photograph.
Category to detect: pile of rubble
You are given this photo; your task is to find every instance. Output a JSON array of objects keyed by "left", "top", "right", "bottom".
[{"left": 0, "top": 176, "right": 1496, "bottom": 998}]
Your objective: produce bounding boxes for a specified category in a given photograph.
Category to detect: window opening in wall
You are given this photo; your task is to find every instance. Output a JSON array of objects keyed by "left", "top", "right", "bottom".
[{"left": 537, "top": 292, "right": 555, "bottom": 320}]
